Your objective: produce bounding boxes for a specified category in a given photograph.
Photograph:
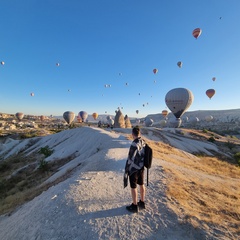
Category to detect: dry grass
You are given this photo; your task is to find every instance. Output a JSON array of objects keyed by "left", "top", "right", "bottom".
[
  {"left": 1, "top": 128, "right": 240, "bottom": 236},
  {"left": 147, "top": 137, "right": 240, "bottom": 236},
  {"left": 0, "top": 153, "right": 76, "bottom": 215}
]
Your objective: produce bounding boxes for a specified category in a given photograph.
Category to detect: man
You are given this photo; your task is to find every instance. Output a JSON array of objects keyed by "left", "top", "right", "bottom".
[{"left": 124, "top": 126, "right": 146, "bottom": 213}]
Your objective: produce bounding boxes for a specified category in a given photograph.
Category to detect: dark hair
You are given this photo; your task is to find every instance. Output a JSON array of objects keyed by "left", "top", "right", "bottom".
[{"left": 132, "top": 126, "right": 140, "bottom": 137}]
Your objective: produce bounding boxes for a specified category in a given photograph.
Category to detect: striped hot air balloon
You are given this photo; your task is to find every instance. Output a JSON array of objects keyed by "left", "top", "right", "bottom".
[{"left": 192, "top": 28, "right": 202, "bottom": 39}]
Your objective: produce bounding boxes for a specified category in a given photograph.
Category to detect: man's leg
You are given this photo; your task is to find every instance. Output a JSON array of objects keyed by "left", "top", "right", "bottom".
[
  {"left": 131, "top": 188, "right": 138, "bottom": 205},
  {"left": 139, "top": 184, "right": 145, "bottom": 202}
]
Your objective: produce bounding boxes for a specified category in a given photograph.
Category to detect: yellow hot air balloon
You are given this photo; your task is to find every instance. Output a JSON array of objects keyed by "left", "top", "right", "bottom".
[{"left": 92, "top": 112, "right": 98, "bottom": 120}]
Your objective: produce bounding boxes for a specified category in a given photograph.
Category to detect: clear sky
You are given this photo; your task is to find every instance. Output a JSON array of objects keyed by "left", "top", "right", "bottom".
[{"left": 0, "top": 0, "right": 240, "bottom": 118}]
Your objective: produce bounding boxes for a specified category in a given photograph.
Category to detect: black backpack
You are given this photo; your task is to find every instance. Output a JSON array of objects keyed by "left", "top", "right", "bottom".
[
  {"left": 144, "top": 143, "right": 153, "bottom": 186},
  {"left": 144, "top": 143, "right": 153, "bottom": 169}
]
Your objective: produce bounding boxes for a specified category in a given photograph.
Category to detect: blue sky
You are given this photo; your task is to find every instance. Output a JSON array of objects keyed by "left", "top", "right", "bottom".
[{"left": 0, "top": 0, "right": 240, "bottom": 118}]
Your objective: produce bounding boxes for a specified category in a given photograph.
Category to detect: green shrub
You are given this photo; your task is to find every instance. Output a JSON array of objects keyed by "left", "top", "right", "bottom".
[
  {"left": 38, "top": 159, "right": 49, "bottom": 171},
  {"left": 202, "top": 129, "right": 208, "bottom": 133},
  {"left": 234, "top": 152, "right": 240, "bottom": 166},
  {"left": 225, "top": 141, "right": 235, "bottom": 150},
  {"left": 38, "top": 146, "right": 54, "bottom": 158},
  {"left": 0, "top": 161, "right": 11, "bottom": 172},
  {"left": 208, "top": 136, "right": 215, "bottom": 143}
]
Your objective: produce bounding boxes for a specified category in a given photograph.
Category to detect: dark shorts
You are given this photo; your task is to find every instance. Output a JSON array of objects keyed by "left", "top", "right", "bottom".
[{"left": 129, "top": 168, "right": 144, "bottom": 188}]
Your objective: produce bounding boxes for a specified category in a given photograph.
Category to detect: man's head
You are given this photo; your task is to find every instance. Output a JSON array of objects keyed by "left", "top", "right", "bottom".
[{"left": 132, "top": 126, "right": 140, "bottom": 138}]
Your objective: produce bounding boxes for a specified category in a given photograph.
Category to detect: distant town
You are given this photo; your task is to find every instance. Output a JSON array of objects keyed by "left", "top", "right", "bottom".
[{"left": 0, "top": 108, "right": 240, "bottom": 139}]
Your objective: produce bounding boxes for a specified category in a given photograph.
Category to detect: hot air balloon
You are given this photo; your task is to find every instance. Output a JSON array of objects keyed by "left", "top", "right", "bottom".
[
  {"left": 177, "top": 61, "right": 182, "bottom": 68},
  {"left": 16, "top": 112, "right": 24, "bottom": 121},
  {"left": 136, "top": 110, "right": 139, "bottom": 114},
  {"left": 206, "top": 89, "right": 215, "bottom": 99},
  {"left": 168, "top": 118, "right": 182, "bottom": 128},
  {"left": 162, "top": 110, "right": 169, "bottom": 118},
  {"left": 106, "top": 115, "right": 112, "bottom": 122},
  {"left": 92, "top": 112, "right": 98, "bottom": 120},
  {"left": 212, "top": 77, "right": 216, "bottom": 81},
  {"left": 56, "top": 63, "right": 60, "bottom": 67},
  {"left": 145, "top": 118, "right": 154, "bottom": 127},
  {"left": 159, "top": 119, "right": 167, "bottom": 127},
  {"left": 63, "top": 111, "right": 75, "bottom": 124},
  {"left": 1, "top": 61, "right": 5, "bottom": 65},
  {"left": 205, "top": 115, "right": 213, "bottom": 122},
  {"left": 109, "top": 118, "right": 114, "bottom": 126},
  {"left": 192, "top": 28, "right": 202, "bottom": 39},
  {"left": 77, "top": 115, "right": 82, "bottom": 123},
  {"left": 30, "top": 92, "right": 34, "bottom": 97},
  {"left": 190, "top": 117, "right": 199, "bottom": 124},
  {"left": 165, "top": 88, "right": 194, "bottom": 119},
  {"left": 79, "top": 111, "right": 88, "bottom": 122},
  {"left": 153, "top": 68, "right": 158, "bottom": 74}
]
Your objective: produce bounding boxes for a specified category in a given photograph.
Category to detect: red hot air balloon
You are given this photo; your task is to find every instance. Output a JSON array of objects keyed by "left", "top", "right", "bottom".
[
  {"left": 153, "top": 68, "right": 158, "bottom": 74},
  {"left": 192, "top": 28, "right": 202, "bottom": 39},
  {"left": 206, "top": 89, "right": 215, "bottom": 99}
]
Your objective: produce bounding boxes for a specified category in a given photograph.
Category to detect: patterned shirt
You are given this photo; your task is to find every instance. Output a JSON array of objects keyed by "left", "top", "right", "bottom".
[{"left": 125, "top": 137, "right": 146, "bottom": 176}]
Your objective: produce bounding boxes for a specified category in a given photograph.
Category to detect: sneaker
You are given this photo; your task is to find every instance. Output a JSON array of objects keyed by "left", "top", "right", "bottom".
[
  {"left": 138, "top": 200, "right": 146, "bottom": 209},
  {"left": 126, "top": 203, "right": 138, "bottom": 213}
]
